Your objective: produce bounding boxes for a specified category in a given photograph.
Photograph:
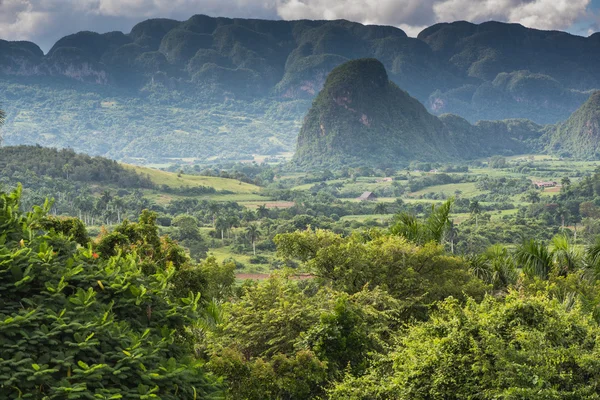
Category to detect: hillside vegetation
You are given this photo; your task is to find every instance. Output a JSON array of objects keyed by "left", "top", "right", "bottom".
[
  {"left": 2, "top": 16, "right": 600, "bottom": 161},
  {"left": 295, "top": 59, "right": 546, "bottom": 168}
]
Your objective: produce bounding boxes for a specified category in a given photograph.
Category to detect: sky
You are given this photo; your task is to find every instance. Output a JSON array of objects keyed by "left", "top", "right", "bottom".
[{"left": 1, "top": 0, "right": 600, "bottom": 53}]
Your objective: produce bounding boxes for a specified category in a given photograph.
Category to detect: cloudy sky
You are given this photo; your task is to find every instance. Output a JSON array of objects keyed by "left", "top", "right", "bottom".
[{"left": 1, "top": 0, "right": 600, "bottom": 52}]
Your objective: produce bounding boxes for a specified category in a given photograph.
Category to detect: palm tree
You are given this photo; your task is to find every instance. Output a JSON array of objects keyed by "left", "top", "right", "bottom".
[
  {"left": 467, "top": 244, "right": 517, "bottom": 290},
  {"left": 469, "top": 200, "right": 481, "bottom": 228},
  {"left": 447, "top": 219, "right": 456, "bottom": 254},
  {"left": 550, "top": 235, "right": 581, "bottom": 276},
  {"left": 390, "top": 198, "right": 454, "bottom": 245},
  {"left": 557, "top": 205, "right": 570, "bottom": 229},
  {"left": 215, "top": 216, "right": 227, "bottom": 241},
  {"left": 208, "top": 202, "right": 220, "bottom": 228},
  {"left": 374, "top": 202, "right": 387, "bottom": 223},
  {"left": 256, "top": 204, "right": 269, "bottom": 219},
  {"left": 516, "top": 239, "right": 553, "bottom": 279},
  {"left": 62, "top": 163, "right": 73, "bottom": 180},
  {"left": 226, "top": 215, "right": 239, "bottom": 239},
  {"left": 584, "top": 238, "right": 600, "bottom": 280},
  {"left": 246, "top": 223, "right": 261, "bottom": 256},
  {"left": 524, "top": 190, "right": 541, "bottom": 204}
]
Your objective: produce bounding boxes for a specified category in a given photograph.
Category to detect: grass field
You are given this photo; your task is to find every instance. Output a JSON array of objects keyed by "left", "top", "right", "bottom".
[
  {"left": 124, "top": 164, "right": 262, "bottom": 193},
  {"left": 207, "top": 246, "right": 274, "bottom": 273},
  {"left": 409, "top": 182, "right": 484, "bottom": 198}
]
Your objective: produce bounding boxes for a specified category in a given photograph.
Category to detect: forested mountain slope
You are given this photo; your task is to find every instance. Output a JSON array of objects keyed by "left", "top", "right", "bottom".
[
  {"left": 1, "top": 15, "right": 599, "bottom": 161},
  {"left": 295, "top": 59, "right": 545, "bottom": 168}
]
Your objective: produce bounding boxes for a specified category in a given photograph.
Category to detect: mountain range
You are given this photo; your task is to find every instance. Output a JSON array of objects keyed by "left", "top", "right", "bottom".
[
  {"left": 295, "top": 59, "right": 600, "bottom": 167},
  {"left": 1, "top": 15, "right": 600, "bottom": 162}
]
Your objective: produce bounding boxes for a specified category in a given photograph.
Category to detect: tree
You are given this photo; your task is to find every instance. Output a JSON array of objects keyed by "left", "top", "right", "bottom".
[
  {"left": 215, "top": 215, "right": 228, "bottom": 241},
  {"left": 172, "top": 214, "right": 201, "bottom": 240},
  {"left": 489, "top": 155, "right": 507, "bottom": 169},
  {"left": 561, "top": 176, "right": 571, "bottom": 188},
  {"left": 524, "top": 190, "right": 541, "bottom": 204},
  {"left": 516, "top": 239, "right": 554, "bottom": 279},
  {"left": 208, "top": 202, "right": 220, "bottom": 228},
  {"left": 275, "top": 228, "right": 487, "bottom": 316},
  {"left": 204, "top": 276, "right": 400, "bottom": 399},
  {"left": 62, "top": 163, "right": 73, "bottom": 180},
  {"left": 246, "top": 223, "right": 261, "bottom": 256},
  {"left": 469, "top": 199, "right": 481, "bottom": 228},
  {"left": 0, "top": 186, "right": 220, "bottom": 398},
  {"left": 468, "top": 244, "right": 517, "bottom": 290},
  {"left": 390, "top": 198, "right": 454, "bottom": 245},
  {"left": 374, "top": 202, "right": 387, "bottom": 223},
  {"left": 256, "top": 204, "right": 269, "bottom": 219},
  {"left": 331, "top": 293, "right": 600, "bottom": 399}
]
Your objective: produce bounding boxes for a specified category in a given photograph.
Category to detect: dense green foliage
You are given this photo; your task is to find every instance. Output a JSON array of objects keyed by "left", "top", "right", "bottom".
[
  {"left": 330, "top": 293, "right": 600, "bottom": 399},
  {"left": 7, "top": 158, "right": 600, "bottom": 398},
  {"left": 0, "top": 146, "right": 153, "bottom": 188},
  {"left": 0, "top": 187, "right": 221, "bottom": 398}
]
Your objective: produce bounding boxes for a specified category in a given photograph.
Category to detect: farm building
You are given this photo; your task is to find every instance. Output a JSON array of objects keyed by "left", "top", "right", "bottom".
[
  {"left": 533, "top": 181, "right": 557, "bottom": 188},
  {"left": 357, "top": 191, "right": 377, "bottom": 201}
]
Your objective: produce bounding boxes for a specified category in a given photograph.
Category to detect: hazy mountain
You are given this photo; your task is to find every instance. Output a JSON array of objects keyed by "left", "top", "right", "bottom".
[
  {"left": 545, "top": 91, "right": 600, "bottom": 159},
  {"left": 0, "top": 15, "right": 598, "bottom": 162},
  {"left": 294, "top": 59, "right": 544, "bottom": 168}
]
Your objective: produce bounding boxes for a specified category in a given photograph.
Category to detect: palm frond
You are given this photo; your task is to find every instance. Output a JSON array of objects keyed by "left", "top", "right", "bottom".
[
  {"left": 584, "top": 237, "right": 600, "bottom": 280},
  {"left": 390, "top": 213, "right": 424, "bottom": 244},
  {"left": 516, "top": 239, "right": 553, "bottom": 279},
  {"left": 550, "top": 234, "right": 581, "bottom": 275},
  {"left": 426, "top": 197, "right": 455, "bottom": 244}
]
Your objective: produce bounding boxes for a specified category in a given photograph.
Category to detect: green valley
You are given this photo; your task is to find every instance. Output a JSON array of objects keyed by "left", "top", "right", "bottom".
[{"left": 5, "top": 9, "right": 600, "bottom": 400}]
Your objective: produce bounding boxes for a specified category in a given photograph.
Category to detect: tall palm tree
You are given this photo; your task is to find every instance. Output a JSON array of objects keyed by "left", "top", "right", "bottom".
[
  {"left": 208, "top": 202, "right": 220, "bottom": 228},
  {"left": 246, "top": 223, "right": 261, "bottom": 256},
  {"left": 469, "top": 200, "right": 481, "bottom": 228},
  {"left": 256, "top": 204, "right": 269, "bottom": 219},
  {"left": 215, "top": 215, "right": 227, "bottom": 241},
  {"left": 524, "top": 190, "right": 541, "bottom": 204}
]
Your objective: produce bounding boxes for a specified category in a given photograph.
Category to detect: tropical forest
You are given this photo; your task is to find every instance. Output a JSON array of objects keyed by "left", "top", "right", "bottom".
[{"left": 4, "top": 6, "right": 600, "bottom": 399}]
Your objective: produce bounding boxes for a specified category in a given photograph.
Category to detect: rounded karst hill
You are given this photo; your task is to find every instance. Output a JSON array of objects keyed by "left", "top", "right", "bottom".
[
  {"left": 547, "top": 91, "right": 600, "bottom": 159},
  {"left": 294, "top": 58, "right": 459, "bottom": 168}
]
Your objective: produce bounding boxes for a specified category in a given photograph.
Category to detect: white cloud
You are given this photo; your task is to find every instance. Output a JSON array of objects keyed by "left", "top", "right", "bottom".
[
  {"left": 276, "top": 0, "right": 436, "bottom": 28},
  {"left": 433, "top": 0, "right": 590, "bottom": 31},
  {"left": 0, "top": 0, "right": 594, "bottom": 52}
]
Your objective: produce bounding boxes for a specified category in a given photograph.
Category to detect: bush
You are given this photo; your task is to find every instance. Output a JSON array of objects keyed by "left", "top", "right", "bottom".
[
  {"left": 0, "top": 187, "right": 221, "bottom": 398},
  {"left": 249, "top": 255, "right": 269, "bottom": 264}
]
